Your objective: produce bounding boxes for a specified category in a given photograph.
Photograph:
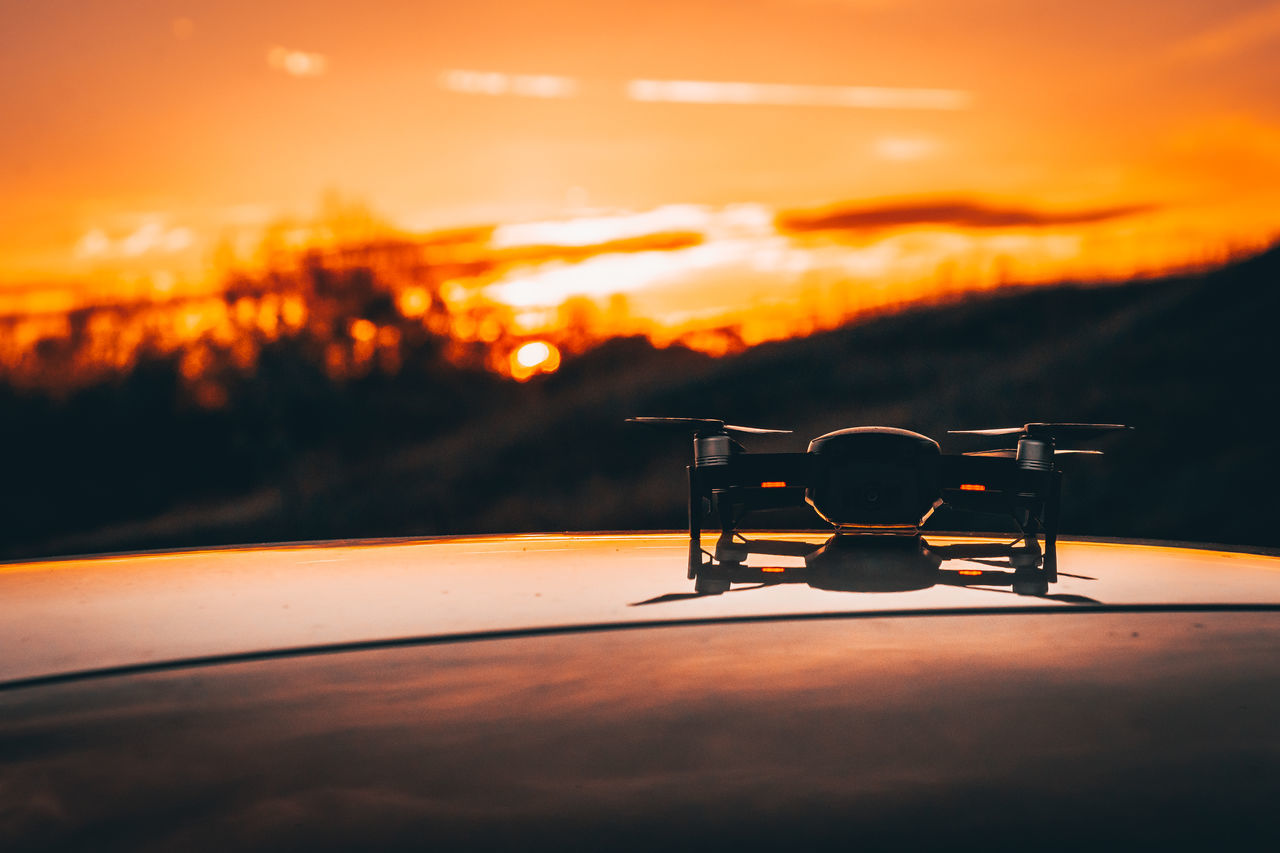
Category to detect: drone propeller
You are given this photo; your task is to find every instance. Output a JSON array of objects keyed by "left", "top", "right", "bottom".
[
  {"left": 626, "top": 417, "right": 791, "bottom": 437},
  {"left": 949, "top": 423, "right": 1130, "bottom": 444},
  {"left": 963, "top": 448, "right": 1104, "bottom": 458}
]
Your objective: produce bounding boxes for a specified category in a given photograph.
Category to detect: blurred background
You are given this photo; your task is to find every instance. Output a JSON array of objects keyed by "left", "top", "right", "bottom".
[{"left": 2, "top": 0, "right": 1278, "bottom": 560}]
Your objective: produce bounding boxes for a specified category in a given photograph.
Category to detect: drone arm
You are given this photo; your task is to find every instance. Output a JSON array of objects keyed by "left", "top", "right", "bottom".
[
  {"left": 705, "top": 452, "right": 813, "bottom": 487},
  {"left": 937, "top": 454, "right": 1018, "bottom": 513},
  {"left": 692, "top": 452, "right": 814, "bottom": 513},
  {"left": 686, "top": 452, "right": 815, "bottom": 575}
]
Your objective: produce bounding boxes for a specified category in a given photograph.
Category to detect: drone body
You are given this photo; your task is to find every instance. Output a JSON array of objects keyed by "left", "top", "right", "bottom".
[{"left": 627, "top": 417, "right": 1130, "bottom": 593}]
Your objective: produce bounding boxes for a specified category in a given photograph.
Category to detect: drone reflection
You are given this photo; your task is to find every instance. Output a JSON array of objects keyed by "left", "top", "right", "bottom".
[{"left": 678, "top": 532, "right": 1094, "bottom": 602}]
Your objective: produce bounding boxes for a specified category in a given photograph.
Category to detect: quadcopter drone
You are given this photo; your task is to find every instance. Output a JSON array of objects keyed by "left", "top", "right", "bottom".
[{"left": 628, "top": 417, "right": 1130, "bottom": 594}]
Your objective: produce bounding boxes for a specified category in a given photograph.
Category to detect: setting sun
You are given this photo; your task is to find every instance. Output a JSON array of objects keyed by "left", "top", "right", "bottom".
[{"left": 510, "top": 340, "right": 562, "bottom": 381}]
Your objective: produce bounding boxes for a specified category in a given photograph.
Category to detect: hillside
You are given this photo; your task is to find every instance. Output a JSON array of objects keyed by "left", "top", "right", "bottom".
[{"left": 3, "top": 246, "right": 1277, "bottom": 560}]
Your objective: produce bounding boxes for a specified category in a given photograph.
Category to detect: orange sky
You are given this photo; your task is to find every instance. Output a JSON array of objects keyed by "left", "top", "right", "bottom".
[{"left": 3, "top": 0, "right": 1280, "bottom": 299}]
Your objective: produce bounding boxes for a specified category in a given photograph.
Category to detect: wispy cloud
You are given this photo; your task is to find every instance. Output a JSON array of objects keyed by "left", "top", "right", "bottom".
[
  {"left": 436, "top": 69, "right": 968, "bottom": 110},
  {"left": 440, "top": 70, "right": 578, "bottom": 98},
  {"left": 777, "top": 198, "right": 1156, "bottom": 233},
  {"left": 75, "top": 222, "right": 194, "bottom": 258},
  {"left": 627, "top": 79, "right": 970, "bottom": 110}
]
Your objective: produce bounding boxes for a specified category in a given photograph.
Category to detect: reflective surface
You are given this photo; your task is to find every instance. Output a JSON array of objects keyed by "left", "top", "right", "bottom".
[
  {"left": 3, "top": 614, "right": 1278, "bottom": 850},
  {"left": 2, "top": 533, "right": 1280, "bottom": 683}
]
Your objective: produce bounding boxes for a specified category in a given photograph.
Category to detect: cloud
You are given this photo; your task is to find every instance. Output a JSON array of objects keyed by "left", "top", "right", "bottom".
[
  {"left": 267, "top": 46, "right": 328, "bottom": 78},
  {"left": 777, "top": 198, "right": 1156, "bottom": 233},
  {"left": 440, "top": 70, "right": 578, "bottom": 98},
  {"left": 435, "top": 70, "right": 966, "bottom": 110},
  {"left": 75, "top": 228, "right": 111, "bottom": 258},
  {"left": 627, "top": 79, "right": 970, "bottom": 111},
  {"left": 773, "top": 0, "right": 914, "bottom": 8},
  {"left": 74, "top": 222, "right": 194, "bottom": 259},
  {"left": 492, "top": 205, "right": 717, "bottom": 249}
]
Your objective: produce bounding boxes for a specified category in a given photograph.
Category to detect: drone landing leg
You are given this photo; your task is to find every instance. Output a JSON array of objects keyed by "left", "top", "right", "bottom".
[
  {"left": 1044, "top": 469, "right": 1062, "bottom": 583},
  {"left": 718, "top": 491, "right": 737, "bottom": 536},
  {"left": 1010, "top": 509, "right": 1044, "bottom": 567},
  {"left": 687, "top": 466, "right": 703, "bottom": 579}
]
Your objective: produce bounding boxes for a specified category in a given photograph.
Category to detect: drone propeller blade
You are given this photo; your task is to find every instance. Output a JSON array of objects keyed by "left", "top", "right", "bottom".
[
  {"left": 1024, "top": 423, "right": 1131, "bottom": 440},
  {"left": 964, "top": 448, "right": 1102, "bottom": 458},
  {"left": 626, "top": 417, "right": 721, "bottom": 429},
  {"left": 626, "top": 417, "right": 790, "bottom": 436},
  {"left": 949, "top": 427, "right": 1024, "bottom": 437},
  {"left": 951, "top": 423, "right": 1131, "bottom": 445},
  {"left": 723, "top": 424, "right": 792, "bottom": 435}
]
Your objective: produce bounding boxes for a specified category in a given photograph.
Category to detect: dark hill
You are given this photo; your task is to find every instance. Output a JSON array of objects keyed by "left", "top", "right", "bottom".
[{"left": 4, "top": 246, "right": 1278, "bottom": 559}]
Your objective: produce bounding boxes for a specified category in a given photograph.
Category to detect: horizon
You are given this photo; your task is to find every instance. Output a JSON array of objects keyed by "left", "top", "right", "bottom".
[{"left": 4, "top": 211, "right": 1271, "bottom": 400}]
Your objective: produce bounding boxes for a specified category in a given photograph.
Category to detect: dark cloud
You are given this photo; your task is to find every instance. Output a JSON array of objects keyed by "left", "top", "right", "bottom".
[{"left": 777, "top": 198, "right": 1156, "bottom": 233}]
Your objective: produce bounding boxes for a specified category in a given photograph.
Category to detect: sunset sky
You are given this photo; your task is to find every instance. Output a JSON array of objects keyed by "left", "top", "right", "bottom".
[{"left": 3, "top": 0, "right": 1280, "bottom": 304}]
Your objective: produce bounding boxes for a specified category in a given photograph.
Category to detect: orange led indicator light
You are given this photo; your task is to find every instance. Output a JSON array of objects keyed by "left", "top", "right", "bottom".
[
  {"left": 959, "top": 483, "right": 987, "bottom": 491},
  {"left": 761, "top": 567, "right": 787, "bottom": 573},
  {"left": 957, "top": 569, "right": 983, "bottom": 576},
  {"left": 760, "top": 481, "right": 788, "bottom": 488}
]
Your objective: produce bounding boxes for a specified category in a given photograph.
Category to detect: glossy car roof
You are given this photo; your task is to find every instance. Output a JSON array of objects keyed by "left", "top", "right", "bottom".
[
  {"left": 5, "top": 609, "right": 1280, "bottom": 849},
  {"left": 0, "top": 532, "right": 1274, "bottom": 686},
  {"left": 3, "top": 532, "right": 1279, "bottom": 686},
  {"left": 4, "top": 534, "right": 1280, "bottom": 849}
]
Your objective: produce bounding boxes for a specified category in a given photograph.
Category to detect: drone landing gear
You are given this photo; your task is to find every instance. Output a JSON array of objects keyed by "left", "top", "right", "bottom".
[
  {"left": 687, "top": 466, "right": 750, "bottom": 579},
  {"left": 1002, "top": 468, "right": 1062, "bottom": 595},
  {"left": 686, "top": 466, "right": 1066, "bottom": 598},
  {"left": 687, "top": 467, "right": 704, "bottom": 580}
]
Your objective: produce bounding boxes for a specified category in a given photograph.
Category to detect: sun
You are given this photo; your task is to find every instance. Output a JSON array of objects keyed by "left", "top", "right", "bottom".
[{"left": 509, "top": 340, "right": 562, "bottom": 380}]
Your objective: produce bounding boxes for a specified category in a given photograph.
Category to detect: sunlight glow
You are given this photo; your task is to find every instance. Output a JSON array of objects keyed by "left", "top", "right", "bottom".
[
  {"left": 349, "top": 318, "right": 377, "bottom": 343},
  {"left": 514, "top": 340, "right": 553, "bottom": 368},
  {"left": 492, "top": 205, "right": 715, "bottom": 248},
  {"left": 75, "top": 229, "right": 111, "bottom": 258},
  {"left": 510, "top": 340, "right": 561, "bottom": 380},
  {"left": 268, "top": 46, "right": 328, "bottom": 78},
  {"left": 397, "top": 287, "right": 429, "bottom": 318},
  {"left": 114, "top": 222, "right": 194, "bottom": 257},
  {"left": 874, "top": 136, "right": 940, "bottom": 162}
]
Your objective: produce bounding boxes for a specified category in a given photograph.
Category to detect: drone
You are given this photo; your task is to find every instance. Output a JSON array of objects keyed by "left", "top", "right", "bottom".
[{"left": 627, "top": 417, "right": 1131, "bottom": 595}]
